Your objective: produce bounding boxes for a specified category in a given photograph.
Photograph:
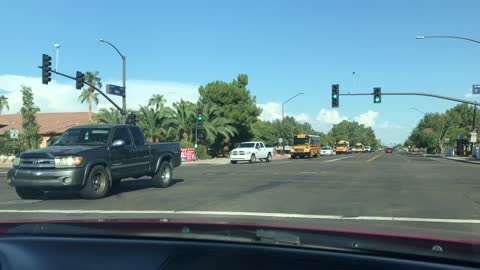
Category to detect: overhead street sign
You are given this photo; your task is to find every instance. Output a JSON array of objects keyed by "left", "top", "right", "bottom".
[
  {"left": 106, "top": 84, "right": 125, "bottom": 97},
  {"left": 473, "top": 84, "right": 480, "bottom": 95}
]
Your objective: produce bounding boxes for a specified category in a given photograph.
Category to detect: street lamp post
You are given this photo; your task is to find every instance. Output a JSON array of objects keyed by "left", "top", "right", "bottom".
[
  {"left": 416, "top": 35, "right": 480, "bottom": 131},
  {"left": 99, "top": 39, "right": 127, "bottom": 123},
  {"left": 281, "top": 92, "right": 304, "bottom": 153},
  {"left": 53, "top": 44, "right": 61, "bottom": 71}
]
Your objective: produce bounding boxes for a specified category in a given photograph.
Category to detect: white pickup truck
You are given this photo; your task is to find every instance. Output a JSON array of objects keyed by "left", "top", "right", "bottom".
[{"left": 230, "top": 141, "right": 274, "bottom": 164}]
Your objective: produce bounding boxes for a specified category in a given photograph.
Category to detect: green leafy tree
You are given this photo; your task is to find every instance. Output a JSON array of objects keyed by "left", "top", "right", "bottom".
[
  {"left": 329, "top": 120, "right": 378, "bottom": 148},
  {"left": 199, "top": 74, "right": 262, "bottom": 150},
  {"left": 0, "top": 95, "right": 9, "bottom": 114},
  {"left": 78, "top": 71, "right": 101, "bottom": 122},
  {"left": 19, "top": 85, "right": 41, "bottom": 149}
]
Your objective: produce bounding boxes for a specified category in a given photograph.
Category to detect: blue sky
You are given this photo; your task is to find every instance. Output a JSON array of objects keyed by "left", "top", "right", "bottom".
[{"left": 1, "top": 0, "right": 479, "bottom": 145}]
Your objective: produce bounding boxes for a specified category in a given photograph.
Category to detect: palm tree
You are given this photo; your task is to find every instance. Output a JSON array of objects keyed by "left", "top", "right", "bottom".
[
  {"left": 201, "top": 104, "right": 237, "bottom": 145},
  {"left": 94, "top": 108, "right": 123, "bottom": 124},
  {"left": 78, "top": 71, "right": 101, "bottom": 122},
  {"left": 171, "top": 99, "right": 196, "bottom": 141},
  {"left": 0, "top": 96, "right": 9, "bottom": 114},
  {"left": 137, "top": 105, "right": 175, "bottom": 142},
  {"left": 148, "top": 94, "right": 166, "bottom": 110}
]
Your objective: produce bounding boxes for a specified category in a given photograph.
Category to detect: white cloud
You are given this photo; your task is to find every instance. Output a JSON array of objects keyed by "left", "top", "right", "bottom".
[
  {"left": 293, "top": 113, "right": 309, "bottom": 123},
  {"left": 378, "top": 121, "right": 404, "bottom": 129},
  {"left": 315, "top": 109, "right": 348, "bottom": 124},
  {"left": 258, "top": 102, "right": 282, "bottom": 121},
  {"left": 0, "top": 75, "right": 199, "bottom": 114},
  {"left": 465, "top": 92, "right": 473, "bottom": 98},
  {"left": 353, "top": 110, "right": 379, "bottom": 127}
]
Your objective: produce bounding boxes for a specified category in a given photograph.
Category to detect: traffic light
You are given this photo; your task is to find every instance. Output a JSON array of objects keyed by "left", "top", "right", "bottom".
[
  {"left": 197, "top": 109, "right": 203, "bottom": 129},
  {"left": 76, "top": 71, "right": 85, "bottom": 90},
  {"left": 126, "top": 113, "right": 137, "bottom": 125},
  {"left": 332, "top": 84, "right": 339, "bottom": 108},
  {"left": 373, "top": 87, "right": 381, "bottom": 104},
  {"left": 42, "top": 54, "right": 52, "bottom": 85}
]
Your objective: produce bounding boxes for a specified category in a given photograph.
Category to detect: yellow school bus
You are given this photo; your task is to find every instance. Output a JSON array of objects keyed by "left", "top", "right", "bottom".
[
  {"left": 355, "top": 143, "right": 365, "bottom": 153},
  {"left": 291, "top": 134, "right": 321, "bottom": 158},
  {"left": 335, "top": 140, "right": 349, "bottom": 154}
]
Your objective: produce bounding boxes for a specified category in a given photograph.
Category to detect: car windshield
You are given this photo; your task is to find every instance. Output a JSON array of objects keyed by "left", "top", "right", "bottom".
[
  {"left": 2, "top": 0, "right": 480, "bottom": 259},
  {"left": 53, "top": 128, "right": 111, "bottom": 146},
  {"left": 238, "top": 143, "right": 255, "bottom": 148}
]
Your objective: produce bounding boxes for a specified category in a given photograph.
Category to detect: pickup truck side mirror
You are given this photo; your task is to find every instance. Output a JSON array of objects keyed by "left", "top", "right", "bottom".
[{"left": 112, "top": 139, "right": 126, "bottom": 147}]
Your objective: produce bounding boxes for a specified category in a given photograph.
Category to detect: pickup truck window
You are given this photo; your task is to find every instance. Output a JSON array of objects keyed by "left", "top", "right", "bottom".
[
  {"left": 112, "top": 127, "right": 132, "bottom": 145},
  {"left": 54, "top": 128, "right": 111, "bottom": 146},
  {"left": 259, "top": 143, "right": 265, "bottom": 148},
  {"left": 129, "top": 126, "right": 146, "bottom": 146},
  {"left": 238, "top": 143, "right": 255, "bottom": 148}
]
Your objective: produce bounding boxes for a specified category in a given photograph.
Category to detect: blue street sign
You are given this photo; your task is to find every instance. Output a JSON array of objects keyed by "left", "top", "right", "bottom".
[
  {"left": 473, "top": 84, "right": 480, "bottom": 95},
  {"left": 106, "top": 84, "right": 125, "bottom": 96}
]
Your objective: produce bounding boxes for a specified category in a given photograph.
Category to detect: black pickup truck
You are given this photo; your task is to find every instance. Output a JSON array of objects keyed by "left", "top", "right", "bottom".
[{"left": 8, "top": 124, "right": 181, "bottom": 199}]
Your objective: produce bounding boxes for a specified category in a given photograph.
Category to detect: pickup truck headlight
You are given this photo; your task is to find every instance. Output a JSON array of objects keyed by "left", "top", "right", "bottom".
[
  {"left": 13, "top": 157, "right": 21, "bottom": 166},
  {"left": 55, "top": 156, "right": 83, "bottom": 168},
  {"left": 245, "top": 151, "right": 251, "bottom": 154}
]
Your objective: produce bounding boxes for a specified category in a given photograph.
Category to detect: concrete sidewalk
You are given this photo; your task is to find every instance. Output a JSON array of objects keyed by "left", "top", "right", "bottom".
[{"left": 408, "top": 152, "right": 480, "bottom": 164}]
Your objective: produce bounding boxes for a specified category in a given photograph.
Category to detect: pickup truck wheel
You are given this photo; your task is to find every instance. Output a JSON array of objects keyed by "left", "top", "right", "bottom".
[
  {"left": 266, "top": 153, "right": 272, "bottom": 162},
  {"left": 230, "top": 161, "right": 238, "bottom": 164},
  {"left": 15, "top": 187, "right": 43, "bottom": 200},
  {"left": 249, "top": 154, "right": 256, "bottom": 163},
  {"left": 80, "top": 165, "right": 110, "bottom": 199},
  {"left": 152, "top": 161, "right": 173, "bottom": 188}
]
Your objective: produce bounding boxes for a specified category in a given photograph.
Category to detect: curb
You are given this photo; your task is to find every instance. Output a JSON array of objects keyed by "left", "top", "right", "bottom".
[
  {"left": 442, "top": 157, "right": 480, "bottom": 165},
  {"left": 408, "top": 152, "right": 480, "bottom": 164}
]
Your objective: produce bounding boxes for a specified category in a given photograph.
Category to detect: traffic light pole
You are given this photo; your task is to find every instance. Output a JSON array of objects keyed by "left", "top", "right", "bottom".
[
  {"left": 39, "top": 67, "right": 125, "bottom": 114},
  {"left": 340, "top": 92, "right": 480, "bottom": 106}
]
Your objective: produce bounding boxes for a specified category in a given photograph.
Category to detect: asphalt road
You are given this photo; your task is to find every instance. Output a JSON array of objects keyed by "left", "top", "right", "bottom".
[{"left": 1, "top": 152, "right": 480, "bottom": 240}]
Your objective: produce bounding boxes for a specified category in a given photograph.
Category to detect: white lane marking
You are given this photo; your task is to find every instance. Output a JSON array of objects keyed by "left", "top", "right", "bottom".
[
  {"left": 1, "top": 209, "right": 480, "bottom": 224},
  {"left": 323, "top": 156, "right": 354, "bottom": 162}
]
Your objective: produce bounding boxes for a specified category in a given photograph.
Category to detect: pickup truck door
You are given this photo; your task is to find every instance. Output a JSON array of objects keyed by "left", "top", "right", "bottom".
[
  {"left": 110, "top": 127, "right": 136, "bottom": 179},
  {"left": 260, "top": 143, "right": 269, "bottom": 158},
  {"left": 129, "top": 126, "right": 151, "bottom": 177},
  {"left": 255, "top": 143, "right": 266, "bottom": 159}
]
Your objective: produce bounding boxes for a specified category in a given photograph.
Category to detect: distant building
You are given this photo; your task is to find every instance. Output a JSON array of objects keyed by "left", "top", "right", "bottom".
[{"left": 0, "top": 112, "right": 92, "bottom": 148}]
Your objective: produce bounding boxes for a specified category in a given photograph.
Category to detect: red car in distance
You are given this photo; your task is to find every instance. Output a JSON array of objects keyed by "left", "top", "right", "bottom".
[{"left": 385, "top": 148, "right": 393, "bottom": 153}]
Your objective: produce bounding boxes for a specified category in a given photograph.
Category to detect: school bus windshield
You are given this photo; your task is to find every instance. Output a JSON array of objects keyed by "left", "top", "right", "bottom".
[{"left": 293, "top": 138, "right": 310, "bottom": 145}]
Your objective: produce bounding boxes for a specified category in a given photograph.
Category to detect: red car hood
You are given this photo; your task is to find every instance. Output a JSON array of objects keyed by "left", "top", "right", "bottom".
[{"left": 0, "top": 219, "right": 478, "bottom": 245}]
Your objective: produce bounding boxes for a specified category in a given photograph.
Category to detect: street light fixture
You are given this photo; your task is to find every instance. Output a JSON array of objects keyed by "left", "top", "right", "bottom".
[{"left": 99, "top": 38, "right": 127, "bottom": 123}]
